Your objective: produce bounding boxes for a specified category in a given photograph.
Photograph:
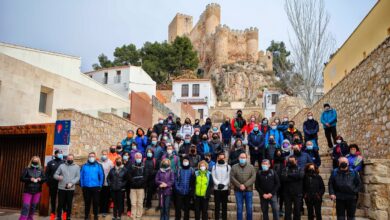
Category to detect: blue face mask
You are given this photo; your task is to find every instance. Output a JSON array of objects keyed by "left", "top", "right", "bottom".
[
  {"left": 147, "top": 152, "right": 153, "bottom": 158},
  {"left": 306, "top": 145, "right": 313, "bottom": 150},
  {"left": 261, "top": 165, "right": 269, "bottom": 171},
  {"left": 239, "top": 159, "right": 246, "bottom": 165},
  {"left": 151, "top": 141, "right": 157, "bottom": 145},
  {"left": 123, "top": 155, "right": 129, "bottom": 161},
  {"left": 135, "top": 158, "right": 142, "bottom": 164},
  {"left": 57, "top": 154, "right": 64, "bottom": 160},
  {"left": 101, "top": 155, "right": 107, "bottom": 161},
  {"left": 253, "top": 127, "right": 259, "bottom": 132},
  {"left": 184, "top": 140, "right": 190, "bottom": 144},
  {"left": 88, "top": 157, "right": 95, "bottom": 163}
]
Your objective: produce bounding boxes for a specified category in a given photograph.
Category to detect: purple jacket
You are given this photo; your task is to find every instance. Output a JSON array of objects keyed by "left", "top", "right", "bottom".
[
  {"left": 130, "top": 149, "right": 140, "bottom": 164},
  {"left": 155, "top": 168, "right": 175, "bottom": 196}
]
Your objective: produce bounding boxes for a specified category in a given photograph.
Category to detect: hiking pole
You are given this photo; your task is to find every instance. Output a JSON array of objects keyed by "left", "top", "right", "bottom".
[{"left": 332, "top": 200, "right": 336, "bottom": 220}]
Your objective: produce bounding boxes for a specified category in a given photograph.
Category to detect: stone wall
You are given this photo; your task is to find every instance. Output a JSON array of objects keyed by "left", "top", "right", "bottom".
[
  {"left": 276, "top": 95, "right": 307, "bottom": 119},
  {"left": 291, "top": 37, "right": 390, "bottom": 220}
]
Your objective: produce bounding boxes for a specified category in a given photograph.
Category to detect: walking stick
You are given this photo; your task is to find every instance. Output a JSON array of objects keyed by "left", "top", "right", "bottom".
[{"left": 332, "top": 200, "right": 336, "bottom": 220}]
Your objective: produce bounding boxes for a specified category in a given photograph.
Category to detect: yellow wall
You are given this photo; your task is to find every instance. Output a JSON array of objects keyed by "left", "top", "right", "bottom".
[{"left": 323, "top": 0, "right": 390, "bottom": 93}]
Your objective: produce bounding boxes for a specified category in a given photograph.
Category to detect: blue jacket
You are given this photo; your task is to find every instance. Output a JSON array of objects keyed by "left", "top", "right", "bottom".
[
  {"left": 347, "top": 154, "right": 363, "bottom": 172},
  {"left": 80, "top": 162, "right": 104, "bottom": 188},
  {"left": 320, "top": 109, "right": 337, "bottom": 128},
  {"left": 208, "top": 160, "right": 216, "bottom": 171},
  {"left": 175, "top": 168, "right": 194, "bottom": 195},
  {"left": 248, "top": 131, "right": 265, "bottom": 155},
  {"left": 295, "top": 152, "right": 313, "bottom": 169},
  {"left": 147, "top": 145, "right": 164, "bottom": 161},
  {"left": 220, "top": 122, "right": 233, "bottom": 141},
  {"left": 265, "top": 129, "right": 284, "bottom": 146},
  {"left": 135, "top": 136, "right": 148, "bottom": 155},
  {"left": 121, "top": 138, "right": 135, "bottom": 153},
  {"left": 277, "top": 122, "right": 289, "bottom": 133},
  {"left": 197, "top": 141, "right": 213, "bottom": 159},
  {"left": 303, "top": 119, "right": 319, "bottom": 139}
]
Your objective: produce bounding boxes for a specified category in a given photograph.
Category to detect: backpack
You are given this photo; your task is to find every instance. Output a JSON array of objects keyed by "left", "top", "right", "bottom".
[{"left": 143, "top": 157, "right": 156, "bottom": 169}]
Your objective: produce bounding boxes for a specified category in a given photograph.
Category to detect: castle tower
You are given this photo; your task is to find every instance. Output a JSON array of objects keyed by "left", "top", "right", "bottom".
[
  {"left": 204, "top": 3, "right": 221, "bottom": 35},
  {"left": 168, "top": 13, "right": 193, "bottom": 43},
  {"left": 245, "top": 27, "right": 259, "bottom": 62},
  {"left": 214, "top": 25, "right": 229, "bottom": 65}
]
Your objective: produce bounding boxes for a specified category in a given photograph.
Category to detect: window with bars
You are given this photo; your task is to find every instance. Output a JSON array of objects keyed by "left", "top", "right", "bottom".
[
  {"left": 181, "top": 84, "right": 189, "bottom": 97},
  {"left": 192, "top": 84, "right": 200, "bottom": 97}
]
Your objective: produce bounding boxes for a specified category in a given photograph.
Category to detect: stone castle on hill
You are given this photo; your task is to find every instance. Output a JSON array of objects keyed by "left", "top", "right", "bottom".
[{"left": 168, "top": 3, "right": 273, "bottom": 72}]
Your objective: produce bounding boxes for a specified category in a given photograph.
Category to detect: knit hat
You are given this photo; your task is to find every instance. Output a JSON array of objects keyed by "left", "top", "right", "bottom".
[{"left": 323, "top": 103, "right": 330, "bottom": 108}]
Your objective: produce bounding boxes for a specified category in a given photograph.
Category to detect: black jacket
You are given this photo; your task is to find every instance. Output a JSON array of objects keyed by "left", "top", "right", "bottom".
[
  {"left": 191, "top": 135, "right": 201, "bottom": 146},
  {"left": 152, "top": 123, "right": 164, "bottom": 136},
  {"left": 228, "top": 149, "right": 245, "bottom": 166},
  {"left": 144, "top": 157, "right": 158, "bottom": 181},
  {"left": 45, "top": 158, "right": 64, "bottom": 187},
  {"left": 255, "top": 169, "right": 280, "bottom": 196},
  {"left": 209, "top": 140, "right": 223, "bottom": 159},
  {"left": 303, "top": 173, "right": 325, "bottom": 201},
  {"left": 328, "top": 168, "right": 362, "bottom": 200},
  {"left": 107, "top": 167, "right": 128, "bottom": 191},
  {"left": 129, "top": 163, "right": 146, "bottom": 189},
  {"left": 303, "top": 119, "right": 319, "bottom": 140},
  {"left": 281, "top": 165, "right": 304, "bottom": 195},
  {"left": 283, "top": 128, "right": 303, "bottom": 144},
  {"left": 178, "top": 143, "right": 192, "bottom": 158},
  {"left": 20, "top": 167, "right": 47, "bottom": 194}
]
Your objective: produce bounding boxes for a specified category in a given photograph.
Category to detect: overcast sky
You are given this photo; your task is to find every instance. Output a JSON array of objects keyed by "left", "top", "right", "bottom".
[{"left": 0, "top": 0, "right": 377, "bottom": 72}]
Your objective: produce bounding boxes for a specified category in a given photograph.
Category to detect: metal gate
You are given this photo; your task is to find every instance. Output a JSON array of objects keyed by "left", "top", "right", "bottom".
[{"left": 0, "top": 134, "right": 47, "bottom": 209}]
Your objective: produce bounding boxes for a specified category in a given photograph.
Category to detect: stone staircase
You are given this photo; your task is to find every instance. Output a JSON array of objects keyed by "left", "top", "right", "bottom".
[{"left": 139, "top": 155, "right": 369, "bottom": 220}]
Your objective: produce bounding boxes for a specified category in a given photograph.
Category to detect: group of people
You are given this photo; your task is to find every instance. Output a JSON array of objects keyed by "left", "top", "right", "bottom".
[{"left": 19, "top": 103, "right": 363, "bottom": 220}]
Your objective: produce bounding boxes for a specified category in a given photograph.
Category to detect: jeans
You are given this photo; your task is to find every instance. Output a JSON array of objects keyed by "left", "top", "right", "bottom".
[
  {"left": 111, "top": 190, "right": 124, "bottom": 218},
  {"left": 284, "top": 194, "right": 302, "bottom": 220},
  {"left": 57, "top": 190, "right": 74, "bottom": 219},
  {"left": 175, "top": 194, "right": 190, "bottom": 220},
  {"left": 214, "top": 190, "right": 228, "bottom": 220},
  {"left": 235, "top": 191, "right": 253, "bottom": 220},
  {"left": 260, "top": 195, "right": 279, "bottom": 220},
  {"left": 19, "top": 192, "right": 41, "bottom": 220},
  {"left": 195, "top": 196, "right": 209, "bottom": 220},
  {"left": 305, "top": 198, "right": 322, "bottom": 220},
  {"left": 130, "top": 189, "right": 144, "bottom": 219},
  {"left": 99, "top": 186, "right": 110, "bottom": 214},
  {"left": 82, "top": 187, "right": 100, "bottom": 219},
  {"left": 250, "top": 153, "right": 263, "bottom": 167},
  {"left": 160, "top": 195, "right": 171, "bottom": 220},
  {"left": 49, "top": 186, "right": 58, "bottom": 214},
  {"left": 324, "top": 126, "right": 337, "bottom": 149},
  {"left": 336, "top": 199, "right": 357, "bottom": 220}
]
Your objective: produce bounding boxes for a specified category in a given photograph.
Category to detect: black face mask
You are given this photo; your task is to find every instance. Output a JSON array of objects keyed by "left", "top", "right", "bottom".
[
  {"left": 225, "top": 121, "right": 229, "bottom": 124},
  {"left": 202, "top": 137, "right": 208, "bottom": 141},
  {"left": 190, "top": 150, "right": 196, "bottom": 154},
  {"left": 212, "top": 136, "right": 218, "bottom": 140},
  {"left": 205, "top": 158, "right": 210, "bottom": 162},
  {"left": 289, "top": 124, "right": 294, "bottom": 128},
  {"left": 269, "top": 139, "right": 275, "bottom": 144},
  {"left": 185, "top": 121, "right": 190, "bottom": 124},
  {"left": 32, "top": 161, "right": 38, "bottom": 166},
  {"left": 195, "top": 121, "right": 199, "bottom": 125},
  {"left": 67, "top": 160, "right": 73, "bottom": 165},
  {"left": 287, "top": 161, "right": 296, "bottom": 167},
  {"left": 293, "top": 150, "right": 301, "bottom": 156},
  {"left": 308, "top": 169, "right": 315, "bottom": 175},
  {"left": 339, "top": 162, "right": 348, "bottom": 169},
  {"left": 116, "top": 161, "right": 122, "bottom": 166},
  {"left": 110, "top": 149, "right": 116, "bottom": 153},
  {"left": 218, "top": 160, "right": 225, "bottom": 165}
]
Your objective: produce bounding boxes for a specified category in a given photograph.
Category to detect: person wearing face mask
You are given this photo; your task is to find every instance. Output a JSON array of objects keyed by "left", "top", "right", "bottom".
[
  {"left": 164, "top": 112, "right": 176, "bottom": 132},
  {"left": 260, "top": 118, "right": 270, "bottom": 134},
  {"left": 147, "top": 137, "right": 163, "bottom": 162},
  {"left": 178, "top": 134, "right": 192, "bottom": 158},
  {"left": 197, "top": 134, "right": 213, "bottom": 160},
  {"left": 155, "top": 159, "right": 175, "bottom": 220},
  {"left": 122, "top": 152, "right": 132, "bottom": 217},
  {"left": 320, "top": 103, "right": 338, "bottom": 149},
  {"left": 191, "top": 128, "right": 202, "bottom": 145},
  {"left": 180, "top": 118, "right": 194, "bottom": 137},
  {"left": 107, "top": 157, "right": 128, "bottom": 220},
  {"left": 292, "top": 145, "right": 313, "bottom": 169},
  {"left": 332, "top": 136, "right": 349, "bottom": 169},
  {"left": 303, "top": 112, "right": 319, "bottom": 146},
  {"left": 153, "top": 117, "right": 165, "bottom": 136},
  {"left": 121, "top": 130, "right": 135, "bottom": 153},
  {"left": 200, "top": 117, "right": 213, "bottom": 136},
  {"left": 45, "top": 150, "right": 64, "bottom": 219},
  {"left": 303, "top": 163, "right": 325, "bottom": 220},
  {"left": 265, "top": 121, "right": 284, "bottom": 147},
  {"left": 193, "top": 119, "right": 201, "bottom": 129},
  {"left": 19, "top": 156, "right": 47, "bottom": 220},
  {"left": 54, "top": 154, "right": 80, "bottom": 220},
  {"left": 130, "top": 142, "right": 140, "bottom": 164},
  {"left": 204, "top": 153, "right": 216, "bottom": 171},
  {"left": 228, "top": 139, "right": 246, "bottom": 166},
  {"left": 173, "top": 134, "right": 184, "bottom": 154},
  {"left": 80, "top": 152, "right": 104, "bottom": 220},
  {"left": 162, "top": 145, "right": 180, "bottom": 173},
  {"left": 129, "top": 153, "right": 146, "bottom": 220},
  {"left": 255, "top": 159, "right": 280, "bottom": 220},
  {"left": 230, "top": 153, "right": 256, "bottom": 220},
  {"left": 174, "top": 157, "right": 195, "bottom": 220},
  {"left": 99, "top": 150, "right": 114, "bottom": 217},
  {"left": 274, "top": 117, "right": 281, "bottom": 126},
  {"left": 277, "top": 115, "right": 290, "bottom": 133},
  {"left": 231, "top": 110, "right": 247, "bottom": 139},
  {"left": 265, "top": 135, "right": 279, "bottom": 161},
  {"left": 281, "top": 139, "right": 293, "bottom": 158},
  {"left": 108, "top": 145, "right": 121, "bottom": 164},
  {"left": 346, "top": 144, "right": 363, "bottom": 173},
  {"left": 116, "top": 141, "right": 124, "bottom": 157},
  {"left": 248, "top": 124, "right": 265, "bottom": 166},
  {"left": 174, "top": 117, "right": 182, "bottom": 137},
  {"left": 246, "top": 115, "right": 257, "bottom": 134},
  {"left": 220, "top": 117, "right": 233, "bottom": 149},
  {"left": 283, "top": 121, "right": 303, "bottom": 144},
  {"left": 144, "top": 149, "right": 158, "bottom": 209},
  {"left": 158, "top": 126, "right": 174, "bottom": 144},
  {"left": 188, "top": 146, "right": 202, "bottom": 169},
  {"left": 135, "top": 128, "right": 148, "bottom": 156},
  {"left": 194, "top": 160, "right": 214, "bottom": 220},
  {"left": 211, "top": 152, "right": 230, "bottom": 220},
  {"left": 281, "top": 156, "right": 304, "bottom": 220},
  {"left": 329, "top": 157, "right": 362, "bottom": 220},
  {"left": 303, "top": 141, "right": 321, "bottom": 167},
  {"left": 209, "top": 133, "right": 223, "bottom": 161}
]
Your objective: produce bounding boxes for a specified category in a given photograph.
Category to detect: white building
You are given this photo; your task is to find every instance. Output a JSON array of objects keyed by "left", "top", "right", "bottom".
[
  {"left": 171, "top": 79, "right": 216, "bottom": 119},
  {"left": 262, "top": 89, "right": 280, "bottom": 118},
  {"left": 0, "top": 42, "right": 130, "bottom": 126},
  {"left": 85, "top": 66, "right": 156, "bottom": 99}
]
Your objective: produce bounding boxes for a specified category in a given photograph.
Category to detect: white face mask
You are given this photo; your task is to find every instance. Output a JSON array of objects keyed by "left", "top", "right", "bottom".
[
  {"left": 167, "top": 149, "right": 173, "bottom": 154},
  {"left": 308, "top": 116, "right": 313, "bottom": 120},
  {"left": 283, "top": 118, "right": 288, "bottom": 122},
  {"left": 200, "top": 166, "right": 206, "bottom": 171},
  {"left": 336, "top": 140, "right": 342, "bottom": 144},
  {"left": 183, "top": 161, "right": 189, "bottom": 166},
  {"left": 271, "top": 126, "right": 277, "bottom": 130}
]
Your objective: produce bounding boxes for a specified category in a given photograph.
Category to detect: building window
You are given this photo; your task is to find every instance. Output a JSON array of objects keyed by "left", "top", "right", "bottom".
[
  {"left": 192, "top": 84, "right": 200, "bottom": 97},
  {"left": 39, "top": 86, "right": 54, "bottom": 115},
  {"left": 104, "top": 72, "right": 108, "bottom": 84},
  {"left": 271, "top": 94, "right": 279, "bottom": 105},
  {"left": 114, "top": 71, "right": 121, "bottom": 83},
  {"left": 181, "top": 84, "right": 189, "bottom": 97},
  {"left": 198, "top": 109, "right": 204, "bottom": 119}
]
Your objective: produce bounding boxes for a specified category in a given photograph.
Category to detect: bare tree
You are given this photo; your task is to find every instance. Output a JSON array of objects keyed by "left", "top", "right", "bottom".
[{"left": 285, "top": 0, "right": 335, "bottom": 106}]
